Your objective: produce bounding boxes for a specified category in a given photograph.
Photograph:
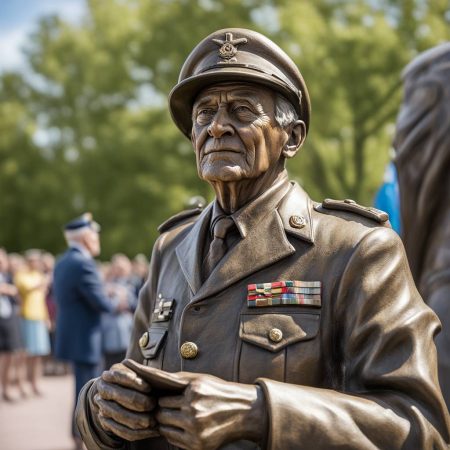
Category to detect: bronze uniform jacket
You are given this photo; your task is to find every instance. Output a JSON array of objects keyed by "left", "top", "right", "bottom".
[{"left": 78, "top": 183, "right": 450, "bottom": 449}]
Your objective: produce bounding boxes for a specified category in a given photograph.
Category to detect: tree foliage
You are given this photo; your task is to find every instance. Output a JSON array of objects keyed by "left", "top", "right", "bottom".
[{"left": 1, "top": 0, "right": 449, "bottom": 257}]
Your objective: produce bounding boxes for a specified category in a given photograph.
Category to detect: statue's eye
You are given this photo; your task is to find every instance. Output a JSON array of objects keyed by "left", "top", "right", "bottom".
[
  {"left": 197, "top": 108, "right": 214, "bottom": 117},
  {"left": 196, "top": 108, "right": 215, "bottom": 125},
  {"left": 233, "top": 105, "right": 252, "bottom": 114}
]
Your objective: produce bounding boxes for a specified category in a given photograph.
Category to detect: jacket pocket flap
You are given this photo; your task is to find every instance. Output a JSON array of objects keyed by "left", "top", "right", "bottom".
[
  {"left": 239, "top": 313, "right": 319, "bottom": 352},
  {"left": 140, "top": 326, "right": 167, "bottom": 359}
]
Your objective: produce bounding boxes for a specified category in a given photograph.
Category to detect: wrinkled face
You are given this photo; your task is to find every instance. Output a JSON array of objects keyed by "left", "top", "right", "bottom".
[{"left": 191, "top": 83, "right": 287, "bottom": 182}]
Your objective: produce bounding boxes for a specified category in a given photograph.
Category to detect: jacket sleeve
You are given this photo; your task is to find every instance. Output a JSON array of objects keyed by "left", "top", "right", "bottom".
[
  {"left": 257, "top": 227, "right": 450, "bottom": 450},
  {"left": 76, "top": 238, "right": 164, "bottom": 450},
  {"left": 78, "top": 259, "right": 115, "bottom": 313},
  {"left": 76, "top": 380, "right": 126, "bottom": 450}
]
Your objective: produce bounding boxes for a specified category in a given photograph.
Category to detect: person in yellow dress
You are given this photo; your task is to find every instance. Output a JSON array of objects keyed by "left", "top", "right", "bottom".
[{"left": 14, "top": 250, "right": 50, "bottom": 395}]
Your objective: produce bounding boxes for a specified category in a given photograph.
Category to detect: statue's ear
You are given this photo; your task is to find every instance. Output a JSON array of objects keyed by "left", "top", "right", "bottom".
[{"left": 282, "top": 120, "right": 306, "bottom": 159}]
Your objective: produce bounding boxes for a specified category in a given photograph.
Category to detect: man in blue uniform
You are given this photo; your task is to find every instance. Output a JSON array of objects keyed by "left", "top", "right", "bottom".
[{"left": 54, "top": 213, "right": 121, "bottom": 449}]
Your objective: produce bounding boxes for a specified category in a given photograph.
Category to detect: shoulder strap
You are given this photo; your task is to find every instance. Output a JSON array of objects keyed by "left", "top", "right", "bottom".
[
  {"left": 157, "top": 207, "right": 203, "bottom": 234},
  {"left": 321, "top": 198, "right": 389, "bottom": 223}
]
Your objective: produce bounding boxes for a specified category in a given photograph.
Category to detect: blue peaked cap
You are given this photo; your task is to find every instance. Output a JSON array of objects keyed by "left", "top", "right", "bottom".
[{"left": 64, "top": 212, "right": 101, "bottom": 232}]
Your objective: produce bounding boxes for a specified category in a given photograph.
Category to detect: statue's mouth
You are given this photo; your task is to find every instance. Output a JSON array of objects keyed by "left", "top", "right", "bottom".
[{"left": 204, "top": 147, "right": 242, "bottom": 155}]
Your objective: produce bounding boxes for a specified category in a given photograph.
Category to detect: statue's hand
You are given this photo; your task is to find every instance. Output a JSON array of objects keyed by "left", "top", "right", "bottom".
[
  {"left": 156, "top": 373, "right": 267, "bottom": 450},
  {"left": 94, "top": 363, "right": 159, "bottom": 441}
]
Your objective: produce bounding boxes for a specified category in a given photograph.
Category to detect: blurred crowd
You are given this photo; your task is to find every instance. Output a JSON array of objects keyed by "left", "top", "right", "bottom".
[{"left": 0, "top": 247, "right": 148, "bottom": 402}]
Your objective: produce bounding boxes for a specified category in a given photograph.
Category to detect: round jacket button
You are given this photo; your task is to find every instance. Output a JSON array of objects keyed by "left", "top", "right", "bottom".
[
  {"left": 180, "top": 342, "right": 198, "bottom": 359},
  {"left": 269, "top": 328, "right": 283, "bottom": 343},
  {"left": 139, "top": 332, "right": 149, "bottom": 348},
  {"left": 289, "top": 215, "right": 306, "bottom": 229}
]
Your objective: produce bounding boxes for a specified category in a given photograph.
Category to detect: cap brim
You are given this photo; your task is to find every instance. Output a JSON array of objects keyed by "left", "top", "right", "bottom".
[{"left": 169, "top": 68, "right": 310, "bottom": 139}]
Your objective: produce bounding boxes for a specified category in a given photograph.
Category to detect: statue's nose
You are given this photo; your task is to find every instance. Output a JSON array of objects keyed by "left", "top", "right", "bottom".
[{"left": 207, "top": 109, "right": 234, "bottom": 138}]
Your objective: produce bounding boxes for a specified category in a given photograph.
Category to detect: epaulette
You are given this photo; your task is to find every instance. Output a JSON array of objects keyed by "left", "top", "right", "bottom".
[
  {"left": 157, "top": 207, "right": 203, "bottom": 234},
  {"left": 319, "top": 198, "right": 389, "bottom": 224}
]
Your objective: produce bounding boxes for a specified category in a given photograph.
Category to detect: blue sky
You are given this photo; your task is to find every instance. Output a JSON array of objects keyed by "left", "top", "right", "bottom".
[{"left": 0, "top": 0, "right": 86, "bottom": 72}]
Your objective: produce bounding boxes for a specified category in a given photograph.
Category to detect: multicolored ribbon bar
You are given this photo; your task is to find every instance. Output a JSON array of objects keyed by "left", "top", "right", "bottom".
[
  {"left": 248, "top": 281, "right": 321, "bottom": 290},
  {"left": 247, "top": 281, "right": 321, "bottom": 307},
  {"left": 248, "top": 287, "right": 321, "bottom": 295},
  {"left": 248, "top": 297, "right": 322, "bottom": 307},
  {"left": 247, "top": 294, "right": 321, "bottom": 301}
]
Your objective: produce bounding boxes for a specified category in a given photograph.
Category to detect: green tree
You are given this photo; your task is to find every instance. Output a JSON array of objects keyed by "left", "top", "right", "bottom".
[
  {"left": 275, "top": 0, "right": 450, "bottom": 202},
  {"left": 0, "top": 73, "right": 75, "bottom": 251},
  {"left": 1, "top": 0, "right": 449, "bottom": 256}
]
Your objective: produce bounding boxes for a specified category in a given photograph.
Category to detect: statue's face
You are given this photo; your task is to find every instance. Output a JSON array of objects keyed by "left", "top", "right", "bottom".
[{"left": 191, "top": 83, "right": 287, "bottom": 182}]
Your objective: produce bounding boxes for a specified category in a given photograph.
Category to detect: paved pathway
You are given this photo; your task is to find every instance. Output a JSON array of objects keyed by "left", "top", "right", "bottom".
[{"left": 0, "top": 374, "right": 75, "bottom": 450}]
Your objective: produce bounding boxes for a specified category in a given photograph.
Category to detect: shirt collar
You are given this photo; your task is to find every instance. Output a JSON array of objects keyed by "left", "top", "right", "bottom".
[
  {"left": 69, "top": 242, "right": 92, "bottom": 259},
  {"left": 210, "top": 169, "right": 292, "bottom": 239}
]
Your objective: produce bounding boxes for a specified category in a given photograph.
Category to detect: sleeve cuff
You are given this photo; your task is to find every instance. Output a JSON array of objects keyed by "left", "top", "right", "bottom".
[{"left": 255, "top": 378, "right": 275, "bottom": 450}]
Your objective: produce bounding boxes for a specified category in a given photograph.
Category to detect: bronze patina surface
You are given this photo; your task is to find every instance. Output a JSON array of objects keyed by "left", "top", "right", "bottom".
[
  {"left": 76, "top": 28, "right": 450, "bottom": 450},
  {"left": 394, "top": 42, "right": 450, "bottom": 411}
]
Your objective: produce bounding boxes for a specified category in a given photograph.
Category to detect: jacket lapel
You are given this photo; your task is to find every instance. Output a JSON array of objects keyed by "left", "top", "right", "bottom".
[
  {"left": 175, "top": 203, "right": 213, "bottom": 296},
  {"left": 176, "top": 182, "right": 315, "bottom": 303},
  {"left": 192, "top": 207, "right": 296, "bottom": 303}
]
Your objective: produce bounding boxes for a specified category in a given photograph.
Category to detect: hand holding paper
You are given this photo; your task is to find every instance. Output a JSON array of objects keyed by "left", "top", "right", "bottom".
[{"left": 94, "top": 361, "right": 160, "bottom": 441}]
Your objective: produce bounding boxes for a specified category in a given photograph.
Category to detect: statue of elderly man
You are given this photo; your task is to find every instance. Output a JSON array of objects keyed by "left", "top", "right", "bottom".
[{"left": 76, "top": 28, "right": 450, "bottom": 450}]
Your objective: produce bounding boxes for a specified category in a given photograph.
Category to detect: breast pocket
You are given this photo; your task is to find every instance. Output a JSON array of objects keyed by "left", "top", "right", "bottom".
[{"left": 238, "top": 312, "right": 320, "bottom": 384}]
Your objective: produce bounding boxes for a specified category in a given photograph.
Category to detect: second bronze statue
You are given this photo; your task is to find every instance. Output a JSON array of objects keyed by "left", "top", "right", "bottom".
[{"left": 76, "top": 28, "right": 450, "bottom": 450}]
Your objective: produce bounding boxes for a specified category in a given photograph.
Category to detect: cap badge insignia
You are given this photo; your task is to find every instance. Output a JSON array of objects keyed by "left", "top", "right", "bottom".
[{"left": 212, "top": 32, "right": 247, "bottom": 63}]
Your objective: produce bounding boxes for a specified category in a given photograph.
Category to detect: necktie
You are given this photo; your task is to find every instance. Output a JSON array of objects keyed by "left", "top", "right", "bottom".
[{"left": 202, "top": 216, "right": 235, "bottom": 280}]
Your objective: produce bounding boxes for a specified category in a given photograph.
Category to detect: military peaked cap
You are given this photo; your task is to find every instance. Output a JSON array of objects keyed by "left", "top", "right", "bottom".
[
  {"left": 169, "top": 28, "right": 311, "bottom": 139},
  {"left": 64, "top": 212, "right": 101, "bottom": 232}
]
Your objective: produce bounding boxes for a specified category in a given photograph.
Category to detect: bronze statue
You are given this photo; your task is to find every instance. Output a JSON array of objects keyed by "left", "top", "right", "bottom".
[
  {"left": 394, "top": 42, "right": 450, "bottom": 410},
  {"left": 76, "top": 28, "right": 450, "bottom": 449}
]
